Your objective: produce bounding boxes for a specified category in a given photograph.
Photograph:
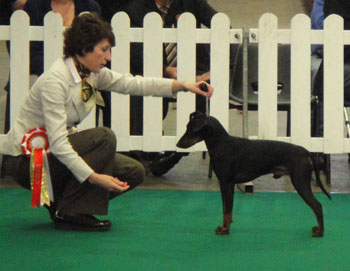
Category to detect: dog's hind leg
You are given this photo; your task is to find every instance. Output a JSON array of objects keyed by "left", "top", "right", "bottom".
[
  {"left": 289, "top": 168, "right": 324, "bottom": 237},
  {"left": 216, "top": 180, "right": 235, "bottom": 235}
]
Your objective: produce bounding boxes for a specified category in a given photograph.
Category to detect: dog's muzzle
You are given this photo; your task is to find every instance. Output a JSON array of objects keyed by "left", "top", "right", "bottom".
[{"left": 176, "top": 135, "right": 201, "bottom": 148}]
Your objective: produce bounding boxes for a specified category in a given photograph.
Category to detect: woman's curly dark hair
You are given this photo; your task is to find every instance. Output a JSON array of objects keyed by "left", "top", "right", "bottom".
[{"left": 63, "top": 12, "right": 115, "bottom": 58}]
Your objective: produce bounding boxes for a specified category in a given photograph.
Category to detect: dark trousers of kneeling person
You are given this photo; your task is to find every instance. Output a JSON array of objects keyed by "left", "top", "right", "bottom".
[
  {"left": 5, "top": 127, "right": 144, "bottom": 231},
  {"left": 129, "top": 94, "right": 206, "bottom": 176}
]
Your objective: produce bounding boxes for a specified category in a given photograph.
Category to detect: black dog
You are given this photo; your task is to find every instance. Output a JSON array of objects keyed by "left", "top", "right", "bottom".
[{"left": 176, "top": 111, "right": 331, "bottom": 237}]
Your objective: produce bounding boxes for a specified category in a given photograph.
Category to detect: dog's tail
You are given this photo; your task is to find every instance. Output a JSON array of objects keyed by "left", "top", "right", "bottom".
[{"left": 310, "top": 155, "right": 332, "bottom": 200}]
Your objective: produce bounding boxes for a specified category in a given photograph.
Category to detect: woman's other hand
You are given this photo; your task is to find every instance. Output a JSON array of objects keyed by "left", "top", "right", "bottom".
[{"left": 88, "top": 172, "right": 130, "bottom": 192}]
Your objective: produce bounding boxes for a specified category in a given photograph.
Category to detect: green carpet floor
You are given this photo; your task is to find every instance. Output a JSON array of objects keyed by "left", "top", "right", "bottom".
[{"left": 0, "top": 188, "right": 349, "bottom": 271}]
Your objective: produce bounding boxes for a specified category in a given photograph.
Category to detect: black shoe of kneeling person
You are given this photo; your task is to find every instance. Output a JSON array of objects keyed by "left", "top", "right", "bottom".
[
  {"left": 149, "top": 152, "right": 188, "bottom": 177},
  {"left": 44, "top": 201, "right": 57, "bottom": 221},
  {"left": 53, "top": 212, "right": 112, "bottom": 232}
]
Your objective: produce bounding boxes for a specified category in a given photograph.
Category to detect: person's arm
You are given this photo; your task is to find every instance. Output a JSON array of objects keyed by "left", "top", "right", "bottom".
[
  {"left": 12, "top": 0, "right": 27, "bottom": 10},
  {"left": 95, "top": 68, "right": 213, "bottom": 99},
  {"left": 311, "top": 0, "right": 324, "bottom": 30},
  {"left": 164, "top": 66, "right": 177, "bottom": 79},
  {"left": 195, "top": 71, "right": 210, "bottom": 82}
]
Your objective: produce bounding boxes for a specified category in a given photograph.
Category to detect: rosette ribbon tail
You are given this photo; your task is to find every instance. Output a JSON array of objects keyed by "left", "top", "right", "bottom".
[
  {"left": 43, "top": 149, "right": 54, "bottom": 204},
  {"left": 30, "top": 148, "right": 54, "bottom": 208},
  {"left": 30, "top": 149, "right": 44, "bottom": 207}
]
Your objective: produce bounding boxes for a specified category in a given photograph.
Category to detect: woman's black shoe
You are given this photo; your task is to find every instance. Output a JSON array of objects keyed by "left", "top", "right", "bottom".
[
  {"left": 53, "top": 212, "right": 112, "bottom": 232},
  {"left": 44, "top": 201, "right": 57, "bottom": 221}
]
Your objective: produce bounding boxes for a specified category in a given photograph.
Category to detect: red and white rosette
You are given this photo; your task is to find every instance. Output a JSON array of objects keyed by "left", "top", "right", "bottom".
[{"left": 21, "top": 127, "right": 54, "bottom": 208}]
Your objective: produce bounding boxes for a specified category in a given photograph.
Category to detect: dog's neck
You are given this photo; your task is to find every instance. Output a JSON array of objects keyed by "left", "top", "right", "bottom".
[{"left": 203, "top": 117, "right": 230, "bottom": 153}]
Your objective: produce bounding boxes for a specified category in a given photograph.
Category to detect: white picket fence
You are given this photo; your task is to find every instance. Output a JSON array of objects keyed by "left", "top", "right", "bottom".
[{"left": 0, "top": 11, "right": 349, "bottom": 154}]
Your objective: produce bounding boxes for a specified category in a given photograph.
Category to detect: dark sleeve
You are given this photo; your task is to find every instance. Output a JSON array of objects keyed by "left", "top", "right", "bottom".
[
  {"left": 24, "top": 0, "right": 47, "bottom": 75},
  {"left": 192, "top": 0, "right": 218, "bottom": 27},
  {"left": 123, "top": 0, "right": 152, "bottom": 76},
  {"left": 324, "top": 0, "right": 350, "bottom": 63},
  {"left": 24, "top": 0, "right": 49, "bottom": 26},
  {"left": 324, "top": 0, "right": 350, "bottom": 22},
  {"left": 96, "top": 0, "right": 128, "bottom": 22},
  {"left": 75, "top": 0, "right": 101, "bottom": 16},
  {"left": 324, "top": 0, "right": 350, "bottom": 29},
  {"left": 0, "top": 0, "right": 15, "bottom": 25},
  {"left": 186, "top": 0, "right": 236, "bottom": 72},
  {"left": 175, "top": 0, "right": 217, "bottom": 28},
  {"left": 88, "top": 0, "right": 101, "bottom": 15}
]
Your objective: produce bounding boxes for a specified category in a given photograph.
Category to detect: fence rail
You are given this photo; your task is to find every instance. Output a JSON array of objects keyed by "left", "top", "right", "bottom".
[{"left": 0, "top": 11, "right": 350, "bottom": 154}]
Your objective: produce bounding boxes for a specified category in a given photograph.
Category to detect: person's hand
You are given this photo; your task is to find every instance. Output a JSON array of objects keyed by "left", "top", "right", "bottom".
[
  {"left": 195, "top": 71, "right": 210, "bottom": 82},
  {"left": 88, "top": 172, "right": 130, "bottom": 192},
  {"left": 181, "top": 81, "right": 214, "bottom": 98}
]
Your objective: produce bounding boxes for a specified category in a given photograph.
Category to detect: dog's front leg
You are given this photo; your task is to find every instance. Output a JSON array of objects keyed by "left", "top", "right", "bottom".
[{"left": 216, "top": 180, "right": 235, "bottom": 235}]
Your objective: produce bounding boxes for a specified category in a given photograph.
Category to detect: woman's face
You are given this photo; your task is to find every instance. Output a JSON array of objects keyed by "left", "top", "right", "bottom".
[{"left": 77, "top": 39, "right": 112, "bottom": 73}]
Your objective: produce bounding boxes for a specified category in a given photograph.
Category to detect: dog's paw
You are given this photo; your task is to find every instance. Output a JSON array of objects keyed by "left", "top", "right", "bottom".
[
  {"left": 215, "top": 226, "right": 229, "bottom": 235},
  {"left": 312, "top": 226, "right": 324, "bottom": 237}
]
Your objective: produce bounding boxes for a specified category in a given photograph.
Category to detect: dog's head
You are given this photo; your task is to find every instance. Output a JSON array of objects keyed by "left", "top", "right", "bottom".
[{"left": 176, "top": 111, "right": 209, "bottom": 149}]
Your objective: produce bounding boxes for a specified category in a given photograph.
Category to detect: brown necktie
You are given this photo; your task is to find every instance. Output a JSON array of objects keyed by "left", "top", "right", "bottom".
[{"left": 159, "top": 4, "right": 177, "bottom": 67}]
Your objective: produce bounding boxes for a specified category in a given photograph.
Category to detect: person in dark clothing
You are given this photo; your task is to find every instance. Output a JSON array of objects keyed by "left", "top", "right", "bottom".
[
  {"left": 124, "top": 0, "right": 215, "bottom": 135},
  {"left": 0, "top": 0, "right": 26, "bottom": 26},
  {"left": 95, "top": 0, "right": 129, "bottom": 23},
  {"left": 123, "top": 0, "right": 233, "bottom": 176},
  {"left": 0, "top": 0, "right": 27, "bottom": 178},
  {"left": 324, "top": 0, "right": 350, "bottom": 63},
  {"left": 312, "top": 0, "right": 350, "bottom": 137},
  {"left": 0, "top": 0, "right": 27, "bottom": 134},
  {"left": 94, "top": 0, "right": 130, "bottom": 128},
  {"left": 124, "top": 0, "right": 215, "bottom": 80},
  {"left": 311, "top": 0, "right": 324, "bottom": 55}
]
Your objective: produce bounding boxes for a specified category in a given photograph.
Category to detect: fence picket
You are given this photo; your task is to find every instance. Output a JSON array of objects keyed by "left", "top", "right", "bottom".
[
  {"left": 324, "top": 15, "right": 344, "bottom": 153},
  {"left": 258, "top": 13, "right": 278, "bottom": 139},
  {"left": 176, "top": 13, "right": 197, "bottom": 151},
  {"left": 10, "top": 11, "right": 29, "bottom": 128},
  {"left": 44, "top": 12, "right": 63, "bottom": 71},
  {"left": 143, "top": 12, "right": 163, "bottom": 152},
  {"left": 291, "top": 14, "right": 311, "bottom": 148},
  {"left": 210, "top": 13, "right": 230, "bottom": 132},
  {"left": 111, "top": 12, "right": 131, "bottom": 151}
]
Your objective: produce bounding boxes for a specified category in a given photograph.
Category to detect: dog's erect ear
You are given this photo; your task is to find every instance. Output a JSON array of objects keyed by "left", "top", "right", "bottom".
[{"left": 188, "top": 111, "right": 209, "bottom": 133}]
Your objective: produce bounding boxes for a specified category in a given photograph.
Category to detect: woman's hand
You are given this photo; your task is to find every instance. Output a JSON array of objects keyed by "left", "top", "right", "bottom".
[
  {"left": 174, "top": 81, "right": 214, "bottom": 98},
  {"left": 88, "top": 172, "right": 130, "bottom": 192}
]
